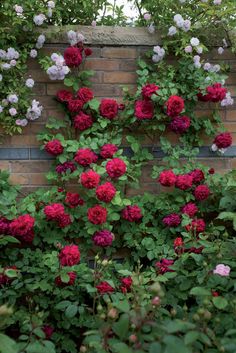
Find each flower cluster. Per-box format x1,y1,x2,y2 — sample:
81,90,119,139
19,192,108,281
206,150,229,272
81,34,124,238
47,53,70,80
44,203,72,228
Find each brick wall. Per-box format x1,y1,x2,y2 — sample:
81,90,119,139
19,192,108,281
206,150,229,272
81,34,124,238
0,26,235,194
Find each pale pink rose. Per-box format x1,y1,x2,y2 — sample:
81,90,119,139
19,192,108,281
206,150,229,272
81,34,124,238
144,13,151,20
16,119,28,126
213,264,231,276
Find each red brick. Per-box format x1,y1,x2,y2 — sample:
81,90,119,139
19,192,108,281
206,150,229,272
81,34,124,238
9,174,29,185
29,173,49,185
104,72,137,84
226,73,236,85
0,161,9,171
84,59,120,71
10,161,51,173
226,110,236,121
102,48,137,59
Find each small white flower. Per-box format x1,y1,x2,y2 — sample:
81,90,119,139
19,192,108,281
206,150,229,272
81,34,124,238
185,45,192,53
33,14,46,26
47,1,55,8
14,5,23,14
0,105,3,113
182,19,191,32
6,47,19,60
10,60,17,67
67,30,77,45
212,64,221,72
47,8,53,18
26,100,43,120
37,34,46,44
0,50,6,59
9,108,17,116
221,92,234,107
77,32,85,43
218,47,224,55
30,49,38,58
51,53,59,62
174,14,184,28
179,0,186,3
152,54,160,63
196,46,203,54
211,144,218,152
147,23,155,33
1,63,11,70
91,20,96,27
168,26,177,36
7,94,18,103
213,0,222,4
144,13,151,20
204,62,212,71
190,37,200,47
16,119,28,127
25,78,35,88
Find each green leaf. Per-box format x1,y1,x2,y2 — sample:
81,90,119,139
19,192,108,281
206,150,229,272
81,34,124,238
61,273,70,283
65,304,78,318
88,98,100,111
0,333,17,353
166,320,195,333
55,300,71,310
4,269,18,278
112,313,129,339
190,287,211,296
111,342,132,353
184,331,199,345
149,342,162,353
113,299,130,313
212,297,228,310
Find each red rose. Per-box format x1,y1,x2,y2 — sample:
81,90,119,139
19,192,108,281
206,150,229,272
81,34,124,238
56,90,73,103
84,48,93,57
118,103,125,110
185,219,205,234
81,170,100,189
134,100,154,120
122,205,142,222
213,132,232,149
64,46,82,68
165,95,184,117
198,83,227,102
77,87,94,103
87,205,107,224
155,259,174,274
142,83,159,99
169,116,191,134
65,192,84,208
56,161,76,174
162,213,181,227
174,237,184,248
42,326,54,340
100,144,118,159
74,148,98,167
120,276,132,293
74,112,93,131
68,99,83,113
59,245,81,266
96,281,115,294
99,99,119,119
9,215,35,243
190,169,205,184
158,170,176,187
55,272,76,287
175,174,193,190
0,217,11,235
193,185,210,201
96,182,116,203
92,230,114,247
181,202,198,218
208,168,215,175
45,139,64,156
106,158,127,178
44,203,65,221
212,291,219,297
57,213,72,228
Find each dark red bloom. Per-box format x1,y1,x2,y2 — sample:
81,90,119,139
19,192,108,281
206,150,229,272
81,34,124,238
213,132,232,149
57,213,72,228
59,245,81,266
87,205,107,224
181,202,198,218
74,148,98,167
158,170,176,187
92,230,114,247
64,46,83,68
65,192,84,208
208,168,215,175
185,246,204,254
9,215,35,243
96,182,116,203
106,158,127,178
134,100,154,120
55,272,76,287
96,281,115,294
118,104,125,110
142,83,159,99
198,83,227,102
175,174,193,190
169,116,191,134
165,95,184,117
56,161,76,174
77,87,94,103
99,99,119,119
122,205,142,222
190,169,205,184
74,112,93,131
56,90,73,103
120,276,133,293
174,237,184,248
84,48,93,56
100,144,118,159
44,203,65,221
43,326,54,340
68,99,83,113
163,213,181,227
155,259,174,274
0,217,11,235
81,170,100,189
194,185,210,201
45,139,64,156
212,291,219,297
185,219,206,234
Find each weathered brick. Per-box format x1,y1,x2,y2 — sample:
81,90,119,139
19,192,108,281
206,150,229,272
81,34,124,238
119,60,137,71
104,72,137,84
0,161,9,171
92,84,122,97
9,174,29,185
47,83,71,95
29,173,49,185
32,83,46,95
10,161,51,173
102,47,137,59
226,73,236,85
84,59,120,71
226,110,236,121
